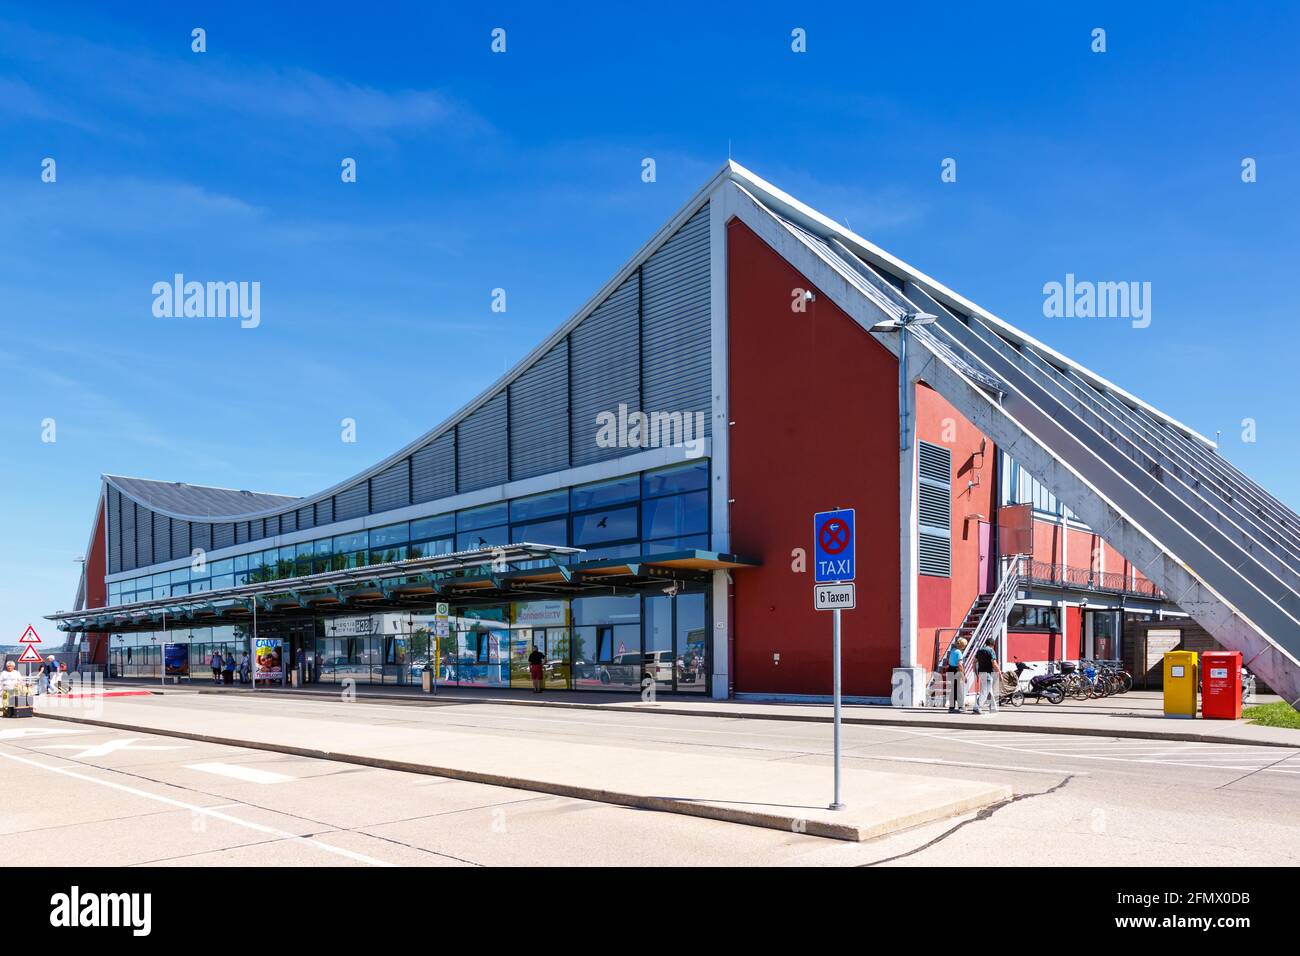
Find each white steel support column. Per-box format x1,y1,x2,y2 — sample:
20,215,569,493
893,351,924,705
708,194,732,699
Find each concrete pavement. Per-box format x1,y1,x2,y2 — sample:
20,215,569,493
34,694,1009,841
9,694,1300,866
98,679,1298,747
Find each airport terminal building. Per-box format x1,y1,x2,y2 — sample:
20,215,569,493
49,163,1300,703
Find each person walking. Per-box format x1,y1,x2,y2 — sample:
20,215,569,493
527,643,546,694
211,650,223,685
973,641,1000,715
946,637,968,713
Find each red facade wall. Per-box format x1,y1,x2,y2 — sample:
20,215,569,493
1007,631,1058,663
84,498,109,665
915,384,998,671
727,219,901,697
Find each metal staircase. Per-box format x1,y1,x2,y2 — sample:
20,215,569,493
925,559,1024,705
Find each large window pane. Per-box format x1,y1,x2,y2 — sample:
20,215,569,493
571,475,639,511
510,489,569,523
675,592,707,693
369,522,410,548
457,503,508,531
572,506,637,545
510,517,567,547
411,514,455,541
456,525,509,552
642,461,708,498
333,531,368,554
641,491,708,540
644,594,673,691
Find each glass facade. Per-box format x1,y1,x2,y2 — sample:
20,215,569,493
106,586,710,694
102,461,714,694
106,460,711,606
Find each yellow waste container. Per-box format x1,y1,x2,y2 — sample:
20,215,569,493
1163,650,1198,718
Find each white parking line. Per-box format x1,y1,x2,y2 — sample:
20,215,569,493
185,762,294,785
866,755,1088,776
0,750,393,866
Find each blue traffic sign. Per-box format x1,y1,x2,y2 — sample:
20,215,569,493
814,509,855,583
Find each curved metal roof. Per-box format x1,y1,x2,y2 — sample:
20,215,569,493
104,474,300,519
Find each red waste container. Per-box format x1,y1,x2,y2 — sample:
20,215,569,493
1201,650,1242,720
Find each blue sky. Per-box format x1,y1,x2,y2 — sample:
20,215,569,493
2,1,1298,645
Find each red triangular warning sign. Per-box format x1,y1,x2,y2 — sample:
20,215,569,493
17,645,43,663
18,625,41,644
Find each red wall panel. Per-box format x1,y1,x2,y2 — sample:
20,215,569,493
84,498,109,666
727,219,900,697
915,384,997,670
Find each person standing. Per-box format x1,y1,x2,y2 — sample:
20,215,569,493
973,641,1000,715
527,644,546,694
211,650,223,685
222,652,236,686
946,637,968,713
239,652,251,685
1,660,24,714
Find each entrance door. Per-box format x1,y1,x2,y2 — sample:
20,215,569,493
978,521,993,594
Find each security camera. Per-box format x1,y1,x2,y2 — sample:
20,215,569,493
662,581,681,597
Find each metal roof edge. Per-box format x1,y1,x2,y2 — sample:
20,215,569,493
108,163,736,524
722,161,1218,450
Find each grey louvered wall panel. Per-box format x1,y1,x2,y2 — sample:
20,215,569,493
136,506,151,568
107,488,121,574
235,521,248,545
570,272,641,466
457,392,508,492
642,204,711,433
191,522,212,554
213,522,234,550
315,498,333,526
412,433,455,503
371,460,411,514
335,483,368,521
297,506,314,531
121,494,136,572
281,511,296,534
510,339,569,480
171,518,189,561
153,513,170,564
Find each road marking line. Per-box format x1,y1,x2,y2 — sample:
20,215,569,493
0,727,87,741
32,738,186,759
185,762,294,785
867,755,1088,776
0,751,393,867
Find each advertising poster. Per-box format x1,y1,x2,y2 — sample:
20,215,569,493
255,637,283,682
163,643,189,677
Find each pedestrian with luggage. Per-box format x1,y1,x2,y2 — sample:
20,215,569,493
1,660,24,715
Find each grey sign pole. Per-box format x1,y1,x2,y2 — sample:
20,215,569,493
250,600,257,693
831,602,845,811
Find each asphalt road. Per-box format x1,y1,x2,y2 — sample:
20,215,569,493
5,693,1300,866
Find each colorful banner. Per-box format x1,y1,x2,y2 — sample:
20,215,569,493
163,643,189,677
255,637,283,682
